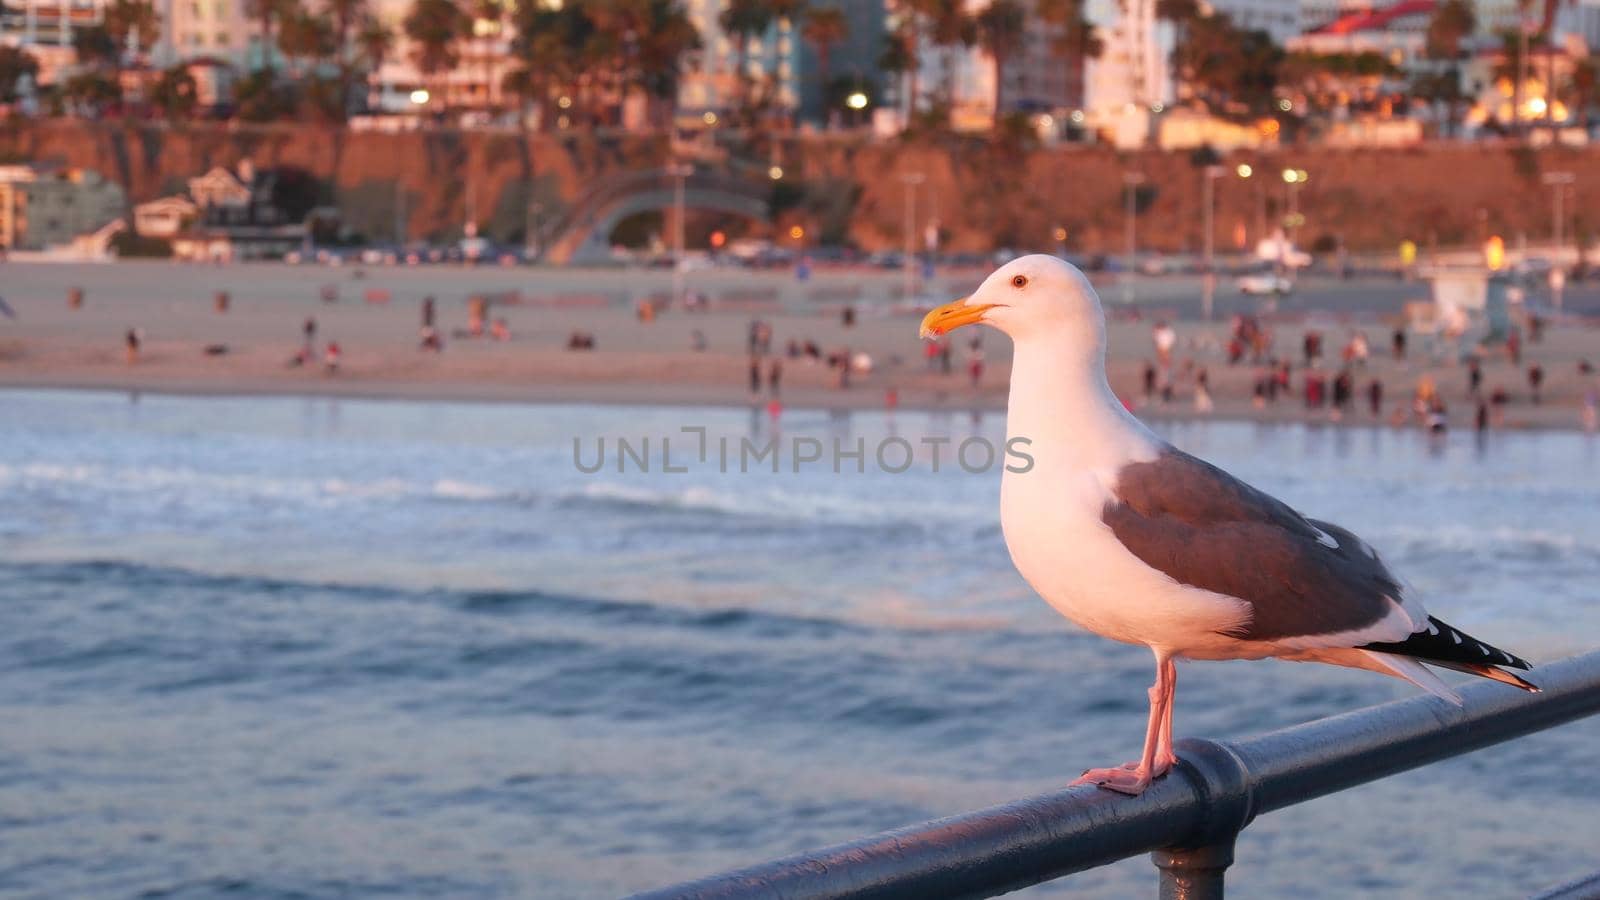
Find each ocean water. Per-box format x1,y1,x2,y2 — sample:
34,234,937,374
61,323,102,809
2,389,1598,899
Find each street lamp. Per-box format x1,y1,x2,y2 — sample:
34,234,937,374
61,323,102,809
409,88,430,105
901,172,926,300
1122,171,1146,304
1543,171,1576,309
845,91,868,110
1202,165,1225,321
666,161,693,303
1281,168,1308,250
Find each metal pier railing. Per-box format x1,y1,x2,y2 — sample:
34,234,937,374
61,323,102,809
632,648,1600,900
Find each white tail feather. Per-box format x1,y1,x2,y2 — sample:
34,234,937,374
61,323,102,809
1362,650,1463,706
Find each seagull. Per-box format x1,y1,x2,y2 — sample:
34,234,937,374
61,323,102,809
919,255,1537,796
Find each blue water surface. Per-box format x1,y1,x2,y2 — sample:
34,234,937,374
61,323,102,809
2,389,1598,899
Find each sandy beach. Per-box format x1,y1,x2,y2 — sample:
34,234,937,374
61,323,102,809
2,259,1597,430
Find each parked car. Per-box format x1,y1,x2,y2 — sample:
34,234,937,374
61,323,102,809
1237,273,1294,295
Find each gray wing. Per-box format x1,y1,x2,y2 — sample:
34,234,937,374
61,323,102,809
1102,447,1406,642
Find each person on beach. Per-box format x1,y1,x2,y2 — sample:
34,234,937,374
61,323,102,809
421,296,436,329
1343,331,1368,368
1468,357,1483,397
1528,364,1545,405
491,318,511,341
125,329,140,365
324,341,341,374
1507,327,1522,365
768,359,782,397
419,326,442,352
1367,379,1383,418
1332,368,1353,420
1302,330,1321,367
1151,320,1176,367
1194,367,1213,413
1392,327,1406,360
1142,361,1157,404
1490,386,1509,427
749,357,761,396
303,317,317,348
1583,389,1598,432
1304,369,1325,409
1476,400,1490,433
1426,396,1448,433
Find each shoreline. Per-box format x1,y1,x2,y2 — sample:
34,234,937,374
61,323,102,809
5,371,1596,435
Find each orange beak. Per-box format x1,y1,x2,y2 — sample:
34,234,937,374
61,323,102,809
919,297,996,339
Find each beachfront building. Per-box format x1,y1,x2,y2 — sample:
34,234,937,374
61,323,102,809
0,0,108,89
133,195,199,237
151,0,259,69
0,164,126,250
161,161,315,260
366,0,514,117
794,0,886,127
873,0,1075,134
1210,0,1305,44
1082,0,1173,147
677,0,803,125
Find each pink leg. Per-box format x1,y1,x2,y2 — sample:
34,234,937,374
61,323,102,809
1154,657,1178,773
1072,652,1176,795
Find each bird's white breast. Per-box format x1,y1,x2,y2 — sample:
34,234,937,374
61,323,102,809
999,456,1252,656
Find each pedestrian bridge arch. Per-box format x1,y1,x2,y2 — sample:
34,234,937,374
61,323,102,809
543,169,772,265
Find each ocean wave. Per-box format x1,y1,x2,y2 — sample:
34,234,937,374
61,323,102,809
0,462,525,508
1375,525,1600,561
558,480,985,532
0,462,981,531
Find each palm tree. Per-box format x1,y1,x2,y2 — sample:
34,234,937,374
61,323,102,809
150,63,198,120
462,0,502,113
248,0,290,73
404,0,469,109
277,2,335,78
102,0,159,105
323,0,369,117
355,13,392,111
975,0,1025,128
0,45,40,105
1571,55,1598,130
629,0,703,128
1424,0,1475,136
506,2,593,128
719,0,775,120
878,22,917,124
800,5,846,127
928,0,973,113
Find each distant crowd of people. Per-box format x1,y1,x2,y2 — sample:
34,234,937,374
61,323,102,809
1135,311,1598,434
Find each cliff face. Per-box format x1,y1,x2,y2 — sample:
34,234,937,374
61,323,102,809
5,121,1597,253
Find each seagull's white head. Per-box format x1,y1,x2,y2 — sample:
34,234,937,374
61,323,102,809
918,254,1105,349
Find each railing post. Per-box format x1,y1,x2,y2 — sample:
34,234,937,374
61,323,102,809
1152,839,1234,900
1149,738,1257,900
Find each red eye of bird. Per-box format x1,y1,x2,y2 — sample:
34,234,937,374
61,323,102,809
1012,275,1027,288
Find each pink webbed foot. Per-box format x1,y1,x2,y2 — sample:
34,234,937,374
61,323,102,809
1071,757,1176,796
